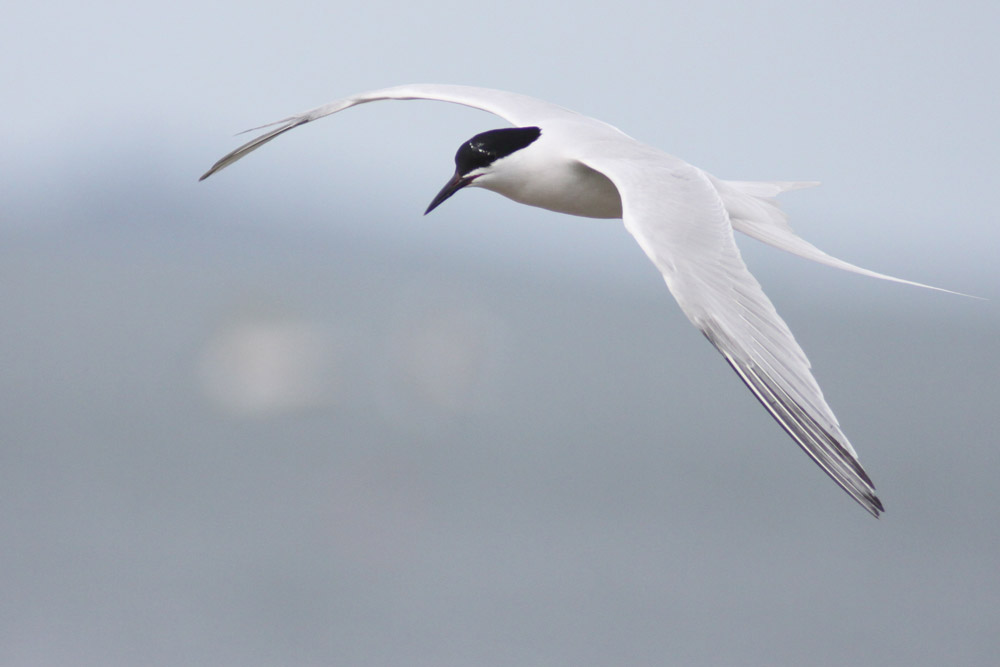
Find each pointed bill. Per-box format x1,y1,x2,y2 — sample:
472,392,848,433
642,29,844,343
425,172,476,215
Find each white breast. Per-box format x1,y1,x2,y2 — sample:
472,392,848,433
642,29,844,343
470,133,624,219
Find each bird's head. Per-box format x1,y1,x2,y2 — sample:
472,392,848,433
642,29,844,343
424,126,542,214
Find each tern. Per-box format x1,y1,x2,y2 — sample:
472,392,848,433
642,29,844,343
202,84,963,517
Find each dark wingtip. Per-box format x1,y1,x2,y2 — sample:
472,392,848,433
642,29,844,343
199,158,229,181
198,118,308,184
700,325,886,520
868,493,885,518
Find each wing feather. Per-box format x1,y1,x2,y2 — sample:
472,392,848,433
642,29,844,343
579,148,883,516
200,84,581,180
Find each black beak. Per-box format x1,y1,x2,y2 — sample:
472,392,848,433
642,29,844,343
424,172,475,215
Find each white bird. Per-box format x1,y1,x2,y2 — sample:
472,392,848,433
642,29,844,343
201,84,962,517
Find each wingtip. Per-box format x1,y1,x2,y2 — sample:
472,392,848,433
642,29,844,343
199,156,232,181
198,163,223,181
864,493,885,519
700,325,887,520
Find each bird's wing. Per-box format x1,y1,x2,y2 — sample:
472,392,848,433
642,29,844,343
200,84,593,180
577,144,884,516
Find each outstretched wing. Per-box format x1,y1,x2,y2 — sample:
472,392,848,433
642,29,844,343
578,144,884,516
200,84,588,180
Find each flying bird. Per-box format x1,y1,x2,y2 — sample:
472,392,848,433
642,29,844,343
201,84,962,517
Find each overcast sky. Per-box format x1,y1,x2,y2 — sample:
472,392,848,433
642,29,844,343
2,2,999,664
4,0,998,293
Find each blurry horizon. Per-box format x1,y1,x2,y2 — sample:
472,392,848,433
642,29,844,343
3,167,998,664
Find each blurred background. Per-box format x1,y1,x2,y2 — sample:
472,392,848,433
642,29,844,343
2,1,999,664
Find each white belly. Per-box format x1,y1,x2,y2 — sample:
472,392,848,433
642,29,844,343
477,158,624,219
